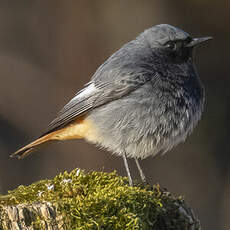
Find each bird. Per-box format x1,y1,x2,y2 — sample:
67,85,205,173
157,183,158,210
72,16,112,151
11,24,212,186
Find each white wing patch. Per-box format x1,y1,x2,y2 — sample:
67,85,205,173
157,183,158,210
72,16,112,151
71,83,97,101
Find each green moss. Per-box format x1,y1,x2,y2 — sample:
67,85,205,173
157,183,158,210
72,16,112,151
0,169,200,229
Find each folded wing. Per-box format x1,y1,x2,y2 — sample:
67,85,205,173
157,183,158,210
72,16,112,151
42,72,153,136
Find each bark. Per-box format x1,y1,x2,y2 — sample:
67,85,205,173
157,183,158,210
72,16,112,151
1,202,65,230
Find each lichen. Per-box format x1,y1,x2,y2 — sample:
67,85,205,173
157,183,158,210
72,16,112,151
0,169,200,229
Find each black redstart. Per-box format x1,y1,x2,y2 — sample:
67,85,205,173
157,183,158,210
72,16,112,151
12,24,212,186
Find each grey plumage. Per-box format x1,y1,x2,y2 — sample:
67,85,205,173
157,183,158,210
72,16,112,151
45,24,209,159
12,24,211,185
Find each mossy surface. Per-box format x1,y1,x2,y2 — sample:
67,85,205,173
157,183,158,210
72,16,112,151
0,169,200,230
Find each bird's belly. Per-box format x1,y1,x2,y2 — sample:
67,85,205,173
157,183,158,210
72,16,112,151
86,91,203,159
119,109,199,159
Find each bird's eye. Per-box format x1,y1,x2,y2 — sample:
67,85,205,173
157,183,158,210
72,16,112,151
165,41,177,50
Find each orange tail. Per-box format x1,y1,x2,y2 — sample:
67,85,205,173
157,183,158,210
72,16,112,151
11,118,93,159
11,133,56,159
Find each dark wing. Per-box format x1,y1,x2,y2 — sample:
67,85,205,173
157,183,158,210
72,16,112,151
42,72,154,136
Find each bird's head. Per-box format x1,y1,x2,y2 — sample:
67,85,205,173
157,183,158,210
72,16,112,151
141,24,212,63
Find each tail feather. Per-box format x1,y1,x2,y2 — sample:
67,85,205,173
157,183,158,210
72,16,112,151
11,118,87,159
11,133,55,159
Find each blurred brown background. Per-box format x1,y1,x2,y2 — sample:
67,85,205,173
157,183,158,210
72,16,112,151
0,1,229,229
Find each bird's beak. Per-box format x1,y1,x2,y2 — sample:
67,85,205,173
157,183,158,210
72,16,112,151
186,36,213,47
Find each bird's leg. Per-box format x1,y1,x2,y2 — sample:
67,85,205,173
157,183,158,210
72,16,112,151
122,152,133,186
135,158,147,183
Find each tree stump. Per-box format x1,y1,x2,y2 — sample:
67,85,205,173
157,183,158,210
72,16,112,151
0,169,201,229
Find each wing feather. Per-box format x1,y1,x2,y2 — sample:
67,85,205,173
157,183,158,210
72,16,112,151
42,72,155,136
